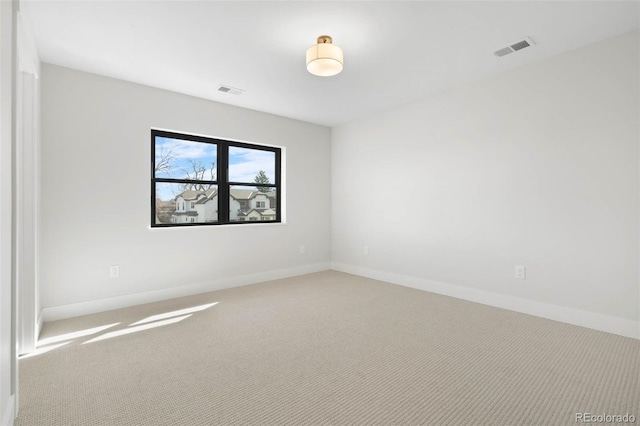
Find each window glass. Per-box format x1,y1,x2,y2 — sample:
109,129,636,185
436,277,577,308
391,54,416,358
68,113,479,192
229,186,278,223
154,182,218,225
228,147,276,185
154,137,217,181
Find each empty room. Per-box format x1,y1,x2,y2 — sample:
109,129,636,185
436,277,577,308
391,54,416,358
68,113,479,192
1,1,639,425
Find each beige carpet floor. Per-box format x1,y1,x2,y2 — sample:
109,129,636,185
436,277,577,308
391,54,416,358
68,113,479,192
15,271,640,425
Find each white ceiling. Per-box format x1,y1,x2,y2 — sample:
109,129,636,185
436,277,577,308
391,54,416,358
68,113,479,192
23,1,640,127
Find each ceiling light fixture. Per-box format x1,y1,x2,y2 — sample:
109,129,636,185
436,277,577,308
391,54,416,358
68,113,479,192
306,35,343,77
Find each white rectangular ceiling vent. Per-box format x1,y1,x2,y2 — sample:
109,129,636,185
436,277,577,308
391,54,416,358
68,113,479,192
494,37,535,57
217,85,244,95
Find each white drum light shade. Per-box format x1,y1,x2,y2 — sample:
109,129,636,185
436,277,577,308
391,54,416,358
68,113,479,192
306,35,343,77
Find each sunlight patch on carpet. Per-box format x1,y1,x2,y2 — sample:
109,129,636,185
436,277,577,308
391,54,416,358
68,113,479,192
130,302,218,326
83,314,192,344
20,342,71,359
37,323,121,347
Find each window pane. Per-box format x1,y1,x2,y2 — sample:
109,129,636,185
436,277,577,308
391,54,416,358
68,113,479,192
228,147,275,184
230,186,277,222
154,137,217,181
155,182,218,225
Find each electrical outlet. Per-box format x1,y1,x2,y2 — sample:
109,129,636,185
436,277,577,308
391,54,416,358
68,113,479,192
110,265,120,279
514,265,526,280
299,245,306,255
364,246,369,256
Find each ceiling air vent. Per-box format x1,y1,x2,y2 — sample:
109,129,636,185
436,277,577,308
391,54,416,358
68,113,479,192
494,37,535,57
217,85,245,95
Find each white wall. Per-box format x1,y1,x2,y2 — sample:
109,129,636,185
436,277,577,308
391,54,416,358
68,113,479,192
332,30,640,338
0,0,17,423
40,64,331,319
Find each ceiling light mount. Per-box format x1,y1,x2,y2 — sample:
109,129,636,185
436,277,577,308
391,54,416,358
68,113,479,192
306,35,343,77
317,35,333,44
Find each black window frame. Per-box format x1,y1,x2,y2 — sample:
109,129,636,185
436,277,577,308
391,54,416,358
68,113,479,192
151,129,281,227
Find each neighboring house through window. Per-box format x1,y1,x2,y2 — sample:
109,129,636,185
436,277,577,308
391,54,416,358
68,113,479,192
152,129,282,227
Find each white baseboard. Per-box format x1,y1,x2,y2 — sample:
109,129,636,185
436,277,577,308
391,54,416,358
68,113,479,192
1,394,15,426
331,262,640,340
42,262,331,322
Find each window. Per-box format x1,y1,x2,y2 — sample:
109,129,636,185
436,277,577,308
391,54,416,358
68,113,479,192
152,129,281,227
